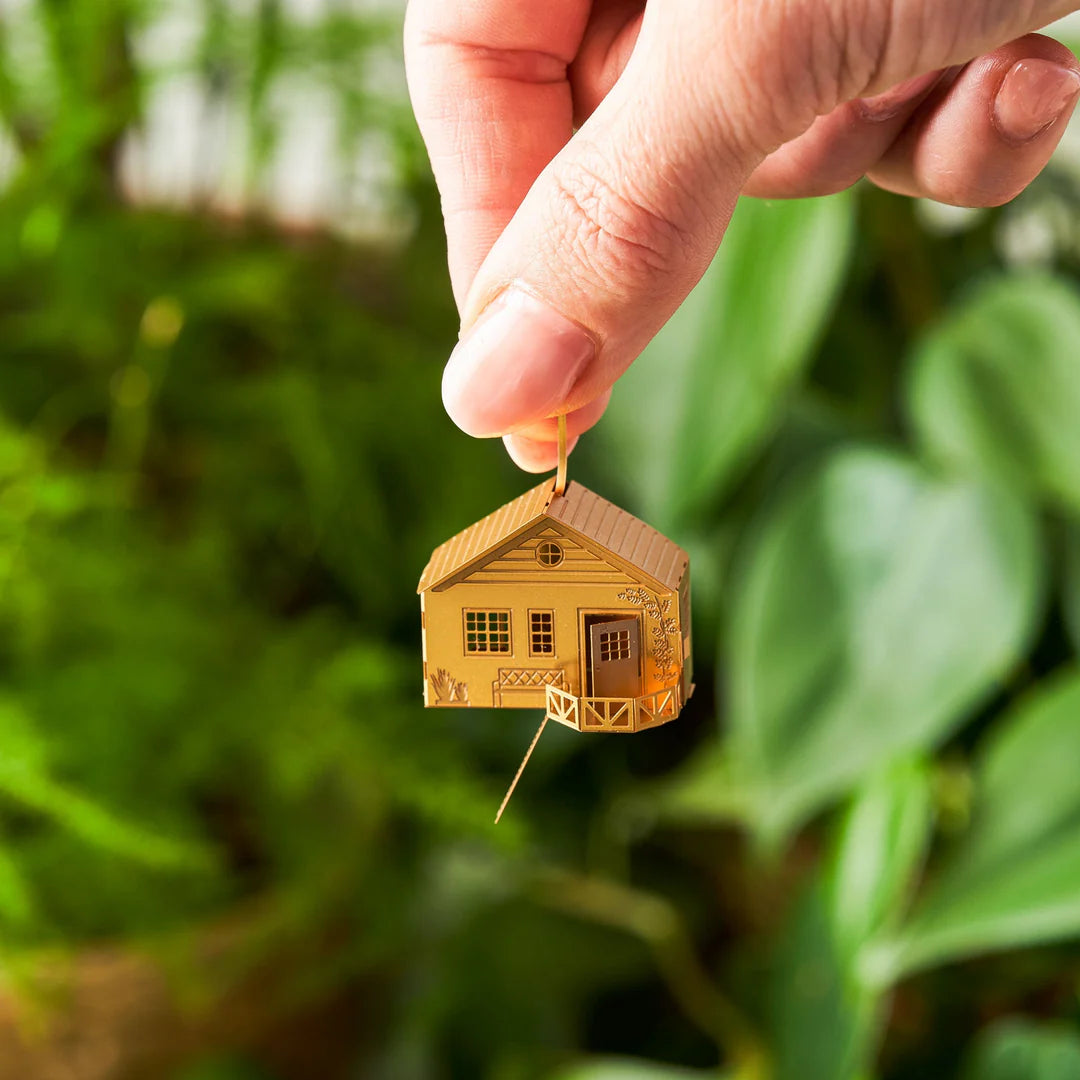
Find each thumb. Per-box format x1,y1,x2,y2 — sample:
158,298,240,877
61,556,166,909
440,3,765,440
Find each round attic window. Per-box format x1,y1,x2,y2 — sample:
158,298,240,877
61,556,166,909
536,541,564,568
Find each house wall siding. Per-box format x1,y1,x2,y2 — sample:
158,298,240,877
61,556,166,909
422,581,633,708
422,584,685,711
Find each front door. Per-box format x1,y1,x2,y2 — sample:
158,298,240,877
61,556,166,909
589,617,641,699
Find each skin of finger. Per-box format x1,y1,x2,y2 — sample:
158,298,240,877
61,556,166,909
838,1,1080,101
564,10,940,203
568,0,644,125
501,392,612,472
403,0,591,307
509,391,613,443
868,34,1080,206
504,433,580,472
740,74,950,199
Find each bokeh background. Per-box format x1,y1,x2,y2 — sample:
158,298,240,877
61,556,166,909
2,1,1080,1078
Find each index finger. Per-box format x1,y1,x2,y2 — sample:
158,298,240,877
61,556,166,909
403,0,592,309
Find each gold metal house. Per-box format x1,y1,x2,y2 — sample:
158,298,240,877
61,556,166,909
417,477,693,734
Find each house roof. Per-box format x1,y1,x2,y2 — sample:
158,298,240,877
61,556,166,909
417,478,688,593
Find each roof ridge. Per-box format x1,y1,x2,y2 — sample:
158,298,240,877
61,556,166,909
417,477,688,593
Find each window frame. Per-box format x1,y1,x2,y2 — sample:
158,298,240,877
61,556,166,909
528,609,556,658
598,627,632,663
535,540,564,568
462,609,512,655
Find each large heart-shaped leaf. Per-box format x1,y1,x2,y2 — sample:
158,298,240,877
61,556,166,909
907,275,1080,514
962,1019,1080,1080
599,194,854,529
867,669,1080,981
723,449,1041,844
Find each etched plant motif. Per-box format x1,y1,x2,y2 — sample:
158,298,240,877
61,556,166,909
617,587,679,684
430,668,469,704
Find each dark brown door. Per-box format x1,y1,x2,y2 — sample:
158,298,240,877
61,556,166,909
589,617,641,699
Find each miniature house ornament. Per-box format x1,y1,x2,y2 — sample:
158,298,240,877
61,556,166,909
417,416,693,820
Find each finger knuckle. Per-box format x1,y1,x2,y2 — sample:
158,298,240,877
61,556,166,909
546,155,690,288
818,1,899,100
718,3,894,139
844,0,1045,95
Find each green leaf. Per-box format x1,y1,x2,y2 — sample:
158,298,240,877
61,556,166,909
870,669,1080,981
769,882,881,1080
827,759,933,969
907,274,1080,514
1065,527,1080,655
174,1057,279,1080
724,448,1041,844
963,1018,1080,1080
600,193,854,529
767,766,932,1080
0,698,211,872
0,841,34,931
0,772,213,870
653,741,753,827
549,1061,714,1080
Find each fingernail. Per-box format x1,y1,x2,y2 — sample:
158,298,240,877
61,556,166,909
442,288,596,437
857,70,944,121
993,59,1080,145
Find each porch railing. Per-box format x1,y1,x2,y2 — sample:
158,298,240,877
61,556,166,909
544,683,682,733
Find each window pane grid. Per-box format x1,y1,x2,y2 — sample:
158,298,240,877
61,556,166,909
599,629,631,662
529,610,555,656
464,610,511,654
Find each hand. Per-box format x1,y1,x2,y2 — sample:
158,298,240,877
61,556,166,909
405,0,1080,471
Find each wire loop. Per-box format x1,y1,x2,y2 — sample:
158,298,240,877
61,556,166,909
554,414,568,496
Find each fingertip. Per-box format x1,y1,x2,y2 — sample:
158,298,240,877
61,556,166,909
503,433,579,473
501,389,609,471
867,36,1080,208
441,288,597,438
992,57,1080,147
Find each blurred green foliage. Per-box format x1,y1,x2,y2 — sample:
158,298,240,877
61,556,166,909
1,2,1080,1079
962,1020,1080,1080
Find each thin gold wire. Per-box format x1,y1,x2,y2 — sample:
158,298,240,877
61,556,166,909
494,412,566,821
554,413,568,496
495,714,549,824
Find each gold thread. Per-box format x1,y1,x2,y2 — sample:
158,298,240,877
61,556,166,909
555,414,568,496
495,714,549,824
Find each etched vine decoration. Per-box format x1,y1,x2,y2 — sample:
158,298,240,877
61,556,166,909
617,587,679,684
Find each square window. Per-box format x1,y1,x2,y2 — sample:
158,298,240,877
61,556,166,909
599,629,631,662
463,610,511,654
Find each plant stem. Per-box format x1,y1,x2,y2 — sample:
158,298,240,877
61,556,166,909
531,867,768,1078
